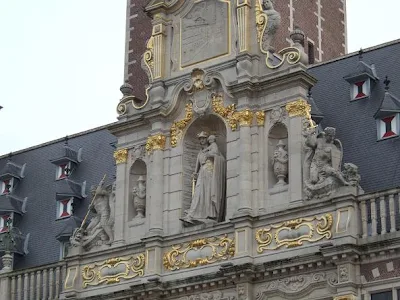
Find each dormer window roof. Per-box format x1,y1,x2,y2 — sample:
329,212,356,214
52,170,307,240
0,195,27,215
0,159,26,182
55,178,87,201
374,76,400,119
50,137,83,174
55,216,82,242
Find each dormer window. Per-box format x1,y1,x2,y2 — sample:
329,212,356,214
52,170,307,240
56,162,71,180
0,214,11,233
352,80,370,100
1,178,14,195
377,114,399,140
57,198,73,219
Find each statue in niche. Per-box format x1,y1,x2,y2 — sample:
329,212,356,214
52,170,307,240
262,0,281,51
132,176,146,218
182,132,226,224
303,127,360,200
272,140,288,187
70,179,114,250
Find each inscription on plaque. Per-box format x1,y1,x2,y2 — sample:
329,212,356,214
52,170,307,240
180,0,230,68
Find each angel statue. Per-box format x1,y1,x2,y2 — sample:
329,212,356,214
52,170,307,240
261,0,281,51
303,127,359,200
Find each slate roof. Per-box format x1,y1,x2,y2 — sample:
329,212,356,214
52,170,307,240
0,125,116,270
309,39,400,193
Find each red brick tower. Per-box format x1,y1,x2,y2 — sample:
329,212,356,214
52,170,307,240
124,0,347,99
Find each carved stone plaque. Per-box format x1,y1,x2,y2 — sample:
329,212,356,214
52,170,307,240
180,0,230,68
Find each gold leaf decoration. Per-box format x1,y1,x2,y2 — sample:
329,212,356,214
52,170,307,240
163,235,235,271
113,149,128,164
170,103,193,147
265,47,301,69
236,109,254,127
255,111,265,126
146,134,166,154
211,94,239,130
82,253,145,288
285,99,316,129
255,213,333,253
143,36,154,82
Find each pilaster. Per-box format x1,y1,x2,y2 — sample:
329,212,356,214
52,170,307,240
0,275,10,300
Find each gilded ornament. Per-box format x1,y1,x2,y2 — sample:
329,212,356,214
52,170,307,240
163,234,235,271
285,99,316,129
255,111,265,126
255,0,267,45
255,213,333,253
212,94,239,130
237,109,254,127
265,47,301,69
170,103,193,147
117,88,150,115
146,134,166,154
113,149,128,164
334,296,356,300
82,253,145,288
143,37,154,82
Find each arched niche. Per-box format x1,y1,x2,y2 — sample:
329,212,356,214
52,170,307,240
268,123,289,190
182,114,227,222
129,159,147,220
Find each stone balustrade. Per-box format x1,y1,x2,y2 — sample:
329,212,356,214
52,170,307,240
359,188,400,238
0,261,66,300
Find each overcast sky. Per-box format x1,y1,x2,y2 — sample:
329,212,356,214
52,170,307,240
0,0,399,155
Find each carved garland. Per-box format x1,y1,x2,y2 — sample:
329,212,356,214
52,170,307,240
146,134,166,154
255,213,333,253
113,149,128,164
170,103,193,148
163,235,235,271
82,253,145,288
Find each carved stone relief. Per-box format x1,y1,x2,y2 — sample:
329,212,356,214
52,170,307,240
269,107,288,125
130,145,146,162
260,0,281,52
256,271,338,300
180,0,230,68
176,290,236,300
339,265,349,283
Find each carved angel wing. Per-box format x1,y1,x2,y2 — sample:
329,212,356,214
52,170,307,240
332,139,343,172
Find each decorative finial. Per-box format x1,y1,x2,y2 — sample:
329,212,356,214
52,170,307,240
120,79,134,97
64,135,69,145
307,87,313,99
358,48,363,60
384,76,391,91
290,26,305,46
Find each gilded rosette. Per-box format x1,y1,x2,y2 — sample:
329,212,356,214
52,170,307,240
163,235,235,271
256,213,333,253
113,149,128,164
170,103,193,147
146,134,166,154
82,253,145,288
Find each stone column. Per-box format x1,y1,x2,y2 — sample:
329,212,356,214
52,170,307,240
235,110,254,215
0,275,10,300
146,133,166,236
113,148,129,246
256,111,266,213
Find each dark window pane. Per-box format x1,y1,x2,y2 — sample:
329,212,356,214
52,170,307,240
371,291,392,300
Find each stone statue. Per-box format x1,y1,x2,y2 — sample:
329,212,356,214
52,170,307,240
303,127,360,200
133,176,146,218
342,163,361,186
70,178,114,250
272,140,288,186
182,132,226,224
262,0,281,51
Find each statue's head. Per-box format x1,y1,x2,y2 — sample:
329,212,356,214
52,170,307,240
262,0,274,10
208,135,216,143
197,131,209,146
137,176,146,188
324,127,336,142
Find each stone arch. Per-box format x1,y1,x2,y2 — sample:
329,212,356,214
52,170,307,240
129,159,147,220
182,114,227,220
268,122,289,189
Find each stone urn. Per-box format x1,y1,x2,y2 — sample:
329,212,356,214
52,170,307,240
1,252,13,272
133,176,146,218
272,140,288,186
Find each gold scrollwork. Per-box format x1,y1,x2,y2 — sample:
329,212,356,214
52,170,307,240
113,149,128,164
146,134,166,154
285,99,316,129
163,235,235,271
255,213,333,253
265,47,301,69
212,93,239,130
144,36,154,81
255,0,267,47
334,296,356,300
117,87,150,115
255,111,265,126
170,103,193,147
82,253,145,288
